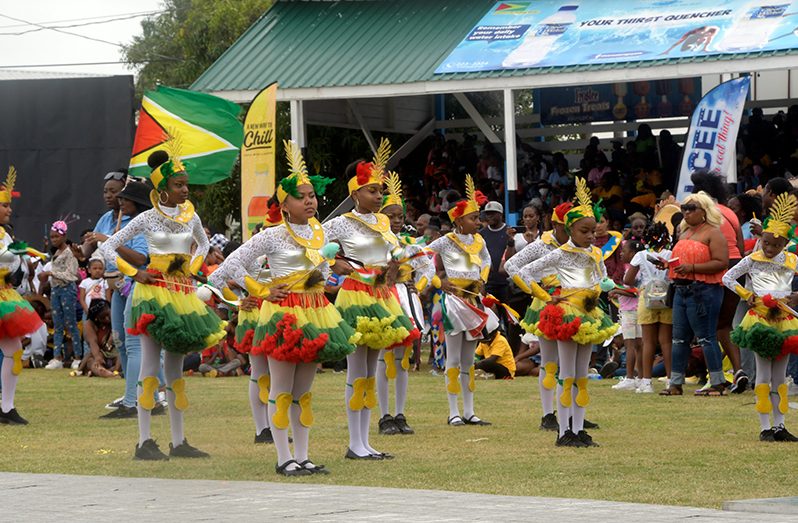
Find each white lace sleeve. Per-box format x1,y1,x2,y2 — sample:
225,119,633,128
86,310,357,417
211,228,279,288
516,248,563,284
322,216,349,243
722,255,752,293
504,239,550,277
99,212,149,265
405,243,435,286
480,242,491,272
191,214,210,261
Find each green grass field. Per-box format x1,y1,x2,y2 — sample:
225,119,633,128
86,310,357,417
2,367,796,508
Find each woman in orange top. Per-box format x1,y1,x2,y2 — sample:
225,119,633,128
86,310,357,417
659,192,729,396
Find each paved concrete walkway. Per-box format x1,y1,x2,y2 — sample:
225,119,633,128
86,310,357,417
1,472,797,522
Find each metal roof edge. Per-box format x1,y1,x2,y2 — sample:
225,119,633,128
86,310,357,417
209,53,798,103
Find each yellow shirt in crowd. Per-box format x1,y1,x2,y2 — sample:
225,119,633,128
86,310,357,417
476,333,516,377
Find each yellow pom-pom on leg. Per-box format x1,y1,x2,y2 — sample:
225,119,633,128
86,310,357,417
542,361,558,390
364,376,377,409
11,349,23,376
777,383,789,414
384,351,397,379
755,383,772,414
298,392,314,427
170,378,189,411
257,374,270,405
401,346,412,371
575,377,590,407
271,392,292,430
560,377,574,407
138,376,159,411
446,367,461,394
348,378,366,411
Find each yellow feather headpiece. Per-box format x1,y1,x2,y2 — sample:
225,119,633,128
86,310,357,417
448,174,484,221
0,166,18,204
149,129,187,191
380,171,404,212
277,140,311,203
348,137,390,194
763,192,797,239
565,177,600,228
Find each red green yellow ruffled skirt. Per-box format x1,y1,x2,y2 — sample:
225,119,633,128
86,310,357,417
252,288,359,363
0,285,44,338
234,299,261,353
127,269,227,354
520,288,617,345
732,300,798,360
335,270,419,351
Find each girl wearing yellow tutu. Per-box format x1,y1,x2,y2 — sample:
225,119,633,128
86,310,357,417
101,139,225,460
209,199,283,445
504,202,572,432
515,178,618,447
426,174,495,427
376,172,434,436
323,138,419,460
217,142,358,475
722,193,798,442
0,167,45,425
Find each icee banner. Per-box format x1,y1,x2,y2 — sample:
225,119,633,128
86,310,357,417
435,1,798,73
675,76,751,201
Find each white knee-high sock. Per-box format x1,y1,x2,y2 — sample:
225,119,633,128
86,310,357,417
557,341,577,437
137,336,162,445
249,354,269,433
268,358,295,467
345,346,369,455
0,338,21,413
395,353,409,415
460,338,478,419
772,356,789,428
538,337,558,416
445,332,463,419
289,362,316,464
755,354,773,430
376,349,390,417
571,344,592,433
360,348,380,454
163,351,185,447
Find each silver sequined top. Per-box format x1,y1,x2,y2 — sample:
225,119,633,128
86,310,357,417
426,233,491,281
504,232,561,278
100,205,208,266
722,251,796,299
516,240,607,289
209,222,328,289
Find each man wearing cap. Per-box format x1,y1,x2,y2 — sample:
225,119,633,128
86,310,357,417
480,201,510,303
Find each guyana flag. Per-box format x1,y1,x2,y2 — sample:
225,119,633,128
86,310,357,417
129,85,243,185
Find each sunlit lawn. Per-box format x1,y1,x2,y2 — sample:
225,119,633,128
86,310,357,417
2,366,797,508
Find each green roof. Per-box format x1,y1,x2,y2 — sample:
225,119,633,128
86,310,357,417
192,0,798,93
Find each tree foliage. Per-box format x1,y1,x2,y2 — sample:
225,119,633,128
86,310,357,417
122,0,272,233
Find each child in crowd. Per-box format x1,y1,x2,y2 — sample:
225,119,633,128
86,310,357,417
475,331,516,379
627,222,673,394
199,330,245,377
611,240,644,391
78,256,110,312
722,193,798,442
41,221,82,370
79,299,120,378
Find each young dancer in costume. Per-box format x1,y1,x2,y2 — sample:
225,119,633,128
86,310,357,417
722,193,798,442
515,178,618,447
377,172,434,435
215,141,357,475
101,140,226,460
426,174,494,427
323,138,419,460
504,202,572,431
0,167,45,425
209,201,283,445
